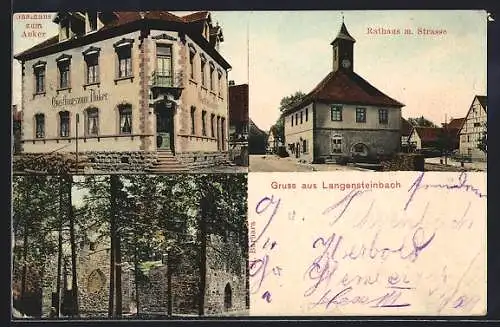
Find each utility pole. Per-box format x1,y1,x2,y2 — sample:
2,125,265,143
75,113,79,174
444,113,448,165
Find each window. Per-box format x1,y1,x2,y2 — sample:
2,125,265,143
33,63,46,94
200,58,206,87
217,71,223,96
156,45,172,86
331,105,342,121
88,12,97,31
356,107,366,123
191,106,196,134
300,111,303,124
474,122,481,127
378,108,388,124
211,113,215,137
305,108,309,122
467,135,470,142
302,139,307,153
221,117,225,150
295,113,298,125
59,111,70,137
85,53,99,84
119,105,132,134
117,47,132,78
189,51,195,79
35,113,45,138
331,135,342,153
57,60,71,89
209,64,215,90
85,108,99,136
291,115,294,126
202,110,207,136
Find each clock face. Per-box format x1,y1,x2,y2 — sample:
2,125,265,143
342,59,351,68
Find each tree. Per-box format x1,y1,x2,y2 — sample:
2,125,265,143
478,122,487,153
407,116,438,127
279,91,306,112
270,91,306,146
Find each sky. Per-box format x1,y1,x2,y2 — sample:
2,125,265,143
12,11,487,132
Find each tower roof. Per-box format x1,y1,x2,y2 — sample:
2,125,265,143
330,22,356,45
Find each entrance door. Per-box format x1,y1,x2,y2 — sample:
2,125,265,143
156,107,175,153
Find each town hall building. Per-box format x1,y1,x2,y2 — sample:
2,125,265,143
14,11,232,172
283,21,404,163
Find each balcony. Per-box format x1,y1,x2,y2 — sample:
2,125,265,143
150,71,184,102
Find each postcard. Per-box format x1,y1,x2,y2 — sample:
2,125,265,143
248,171,487,315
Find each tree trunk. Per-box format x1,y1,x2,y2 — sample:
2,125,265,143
115,225,122,317
67,176,79,317
108,176,116,318
56,178,64,317
197,195,208,316
134,248,140,316
166,253,172,317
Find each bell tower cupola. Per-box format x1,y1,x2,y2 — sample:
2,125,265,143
331,15,356,72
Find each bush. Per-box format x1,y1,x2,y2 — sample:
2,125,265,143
277,146,289,158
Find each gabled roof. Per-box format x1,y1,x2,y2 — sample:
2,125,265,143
284,70,404,114
446,117,466,130
401,118,413,136
14,11,231,69
413,127,443,142
458,95,487,133
476,95,487,110
229,84,249,125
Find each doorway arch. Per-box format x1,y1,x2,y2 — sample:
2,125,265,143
224,283,232,311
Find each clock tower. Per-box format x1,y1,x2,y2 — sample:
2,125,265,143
331,20,356,72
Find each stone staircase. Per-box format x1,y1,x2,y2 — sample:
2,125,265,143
147,150,190,173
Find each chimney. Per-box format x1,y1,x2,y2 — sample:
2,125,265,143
229,80,235,86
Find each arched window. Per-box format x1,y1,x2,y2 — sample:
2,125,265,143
59,111,70,137
118,104,132,134
224,283,232,311
85,107,99,136
35,113,45,138
352,143,369,156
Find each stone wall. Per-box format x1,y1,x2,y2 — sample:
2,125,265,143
137,233,248,316
205,234,248,315
380,153,425,171
85,151,158,173
315,129,400,161
178,151,229,169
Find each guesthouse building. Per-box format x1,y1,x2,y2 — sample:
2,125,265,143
14,11,232,172
458,95,487,161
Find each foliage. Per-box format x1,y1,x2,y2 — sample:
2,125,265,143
407,116,438,127
279,91,306,112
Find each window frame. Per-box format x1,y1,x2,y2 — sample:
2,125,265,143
34,113,45,138
331,105,343,121
356,107,367,123
378,108,388,124
202,110,207,136
190,106,196,135
33,61,46,94
59,111,70,138
118,104,133,135
113,38,135,80
85,107,99,137
55,54,72,90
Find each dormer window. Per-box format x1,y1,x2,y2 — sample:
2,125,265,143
56,54,72,90
87,12,98,32
60,18,70,41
